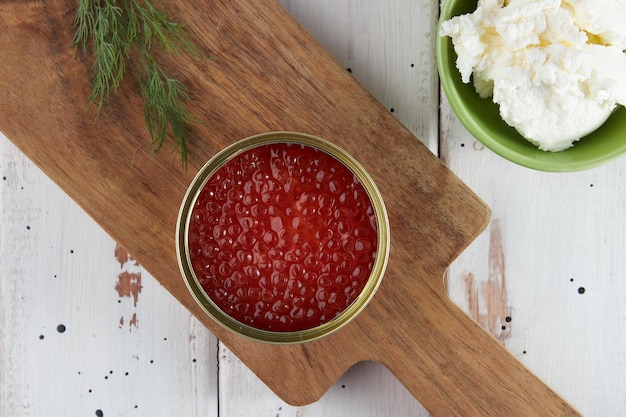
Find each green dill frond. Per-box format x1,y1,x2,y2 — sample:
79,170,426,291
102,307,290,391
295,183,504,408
140,51,194,169
72,0,203,168
71,0,94,53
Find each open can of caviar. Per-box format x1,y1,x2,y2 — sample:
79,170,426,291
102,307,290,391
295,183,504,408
176,132,389,344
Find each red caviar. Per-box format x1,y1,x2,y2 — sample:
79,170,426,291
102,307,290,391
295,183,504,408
188,142,378,332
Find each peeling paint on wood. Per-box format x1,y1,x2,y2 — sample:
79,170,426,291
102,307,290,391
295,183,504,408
114,244,142,306
129,312,138,329
115,271,142,307
115,244,143,330
114,244,133,268
465,219,512,342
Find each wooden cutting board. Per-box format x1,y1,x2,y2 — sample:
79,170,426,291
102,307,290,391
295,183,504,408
0,1,579,415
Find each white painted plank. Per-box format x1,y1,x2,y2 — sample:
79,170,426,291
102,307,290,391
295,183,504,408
218,1,438,416
218,344,429,417
0,134,219,417
441,91,626,416
279,0,440,153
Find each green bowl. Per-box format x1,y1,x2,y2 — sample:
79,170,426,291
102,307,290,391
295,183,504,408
436,0,626,172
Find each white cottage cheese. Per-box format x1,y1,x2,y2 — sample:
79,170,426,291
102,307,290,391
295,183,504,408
441,0,626,151
565,0,626,50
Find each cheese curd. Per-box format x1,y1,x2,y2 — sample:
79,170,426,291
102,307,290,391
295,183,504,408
441,0,626,151
565,0,626,50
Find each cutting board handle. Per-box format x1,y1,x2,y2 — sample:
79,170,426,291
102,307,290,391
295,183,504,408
364,278,581,416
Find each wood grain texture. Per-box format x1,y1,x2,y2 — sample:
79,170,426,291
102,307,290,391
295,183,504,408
0,0,579,415
441,94,626,416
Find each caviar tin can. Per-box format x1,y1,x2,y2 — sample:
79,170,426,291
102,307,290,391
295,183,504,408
176,131,390,344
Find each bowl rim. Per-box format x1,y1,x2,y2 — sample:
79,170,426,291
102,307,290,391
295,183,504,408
436,0,626,172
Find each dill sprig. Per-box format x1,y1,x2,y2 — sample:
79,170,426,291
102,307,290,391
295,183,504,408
71,0,202,168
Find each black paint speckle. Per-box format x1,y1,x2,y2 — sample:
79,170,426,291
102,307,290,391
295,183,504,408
192,358,197,363
390,108,395,113
523,350,527,354
70,249,74,254
578,287,586,294
39,335,44,340
346,68,352,73
570,278,574,282
26,225,31,230
95,410,104,417
57,324,66,333
341,384,346,389
2,176,6,181
410,63,415,68
460,143,465,147
505,316,512,323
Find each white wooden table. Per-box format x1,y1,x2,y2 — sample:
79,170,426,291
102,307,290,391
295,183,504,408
1,1,625,416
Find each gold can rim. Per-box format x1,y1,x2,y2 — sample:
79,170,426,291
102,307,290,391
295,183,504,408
176,131,390,344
